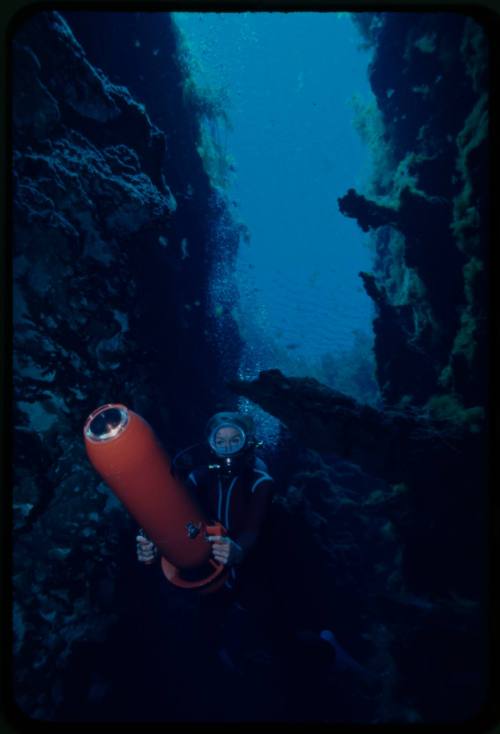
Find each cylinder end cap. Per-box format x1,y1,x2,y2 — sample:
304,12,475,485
84,405,129,442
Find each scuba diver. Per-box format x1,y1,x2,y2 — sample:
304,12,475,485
136,411,277,682
136,411,273,588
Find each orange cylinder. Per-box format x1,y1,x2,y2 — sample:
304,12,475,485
83,404,215,571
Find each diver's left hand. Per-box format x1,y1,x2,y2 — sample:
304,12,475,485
208,535,244,566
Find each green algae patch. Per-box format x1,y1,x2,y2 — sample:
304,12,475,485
463,256,483,306
174,20,234,191
451,92,488,255
425,393,484,433
414,33,437,54
452,308,478,365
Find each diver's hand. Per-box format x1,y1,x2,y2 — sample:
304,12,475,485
208,535,244,566
136,534,157,564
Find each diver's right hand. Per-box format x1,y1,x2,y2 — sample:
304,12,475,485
136,534,157,564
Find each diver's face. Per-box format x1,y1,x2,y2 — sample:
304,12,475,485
214,426,244,455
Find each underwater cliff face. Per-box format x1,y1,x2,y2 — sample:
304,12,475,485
11,10,241,718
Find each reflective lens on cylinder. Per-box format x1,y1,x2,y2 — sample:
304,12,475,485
85,406,128,442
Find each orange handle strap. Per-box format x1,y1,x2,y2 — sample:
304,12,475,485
205,522,227,570
205,522,227,538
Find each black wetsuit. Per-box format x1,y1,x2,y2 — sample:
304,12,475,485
185,455,274,593
185,455,276,651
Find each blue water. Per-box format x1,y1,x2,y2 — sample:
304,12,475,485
174,12,378,437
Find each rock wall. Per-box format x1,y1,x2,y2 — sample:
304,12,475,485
342,12,489,414
11,10,241,718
